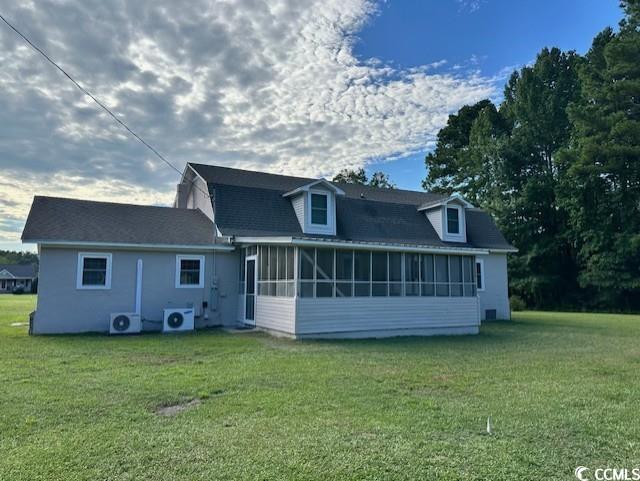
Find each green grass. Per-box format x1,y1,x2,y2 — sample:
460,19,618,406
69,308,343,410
1,295,639,480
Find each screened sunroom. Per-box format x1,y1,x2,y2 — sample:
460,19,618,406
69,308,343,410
238,244,482,337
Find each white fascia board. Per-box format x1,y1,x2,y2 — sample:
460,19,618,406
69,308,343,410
186,163,209,186
234,236,294,244
283,179,345,198
292,238,489,255
417,193,474,211
26,240,235,252
487,247,519,253
233,236,490,255
0,270,16,278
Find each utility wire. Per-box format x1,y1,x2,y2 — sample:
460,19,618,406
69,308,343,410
0,12,211,199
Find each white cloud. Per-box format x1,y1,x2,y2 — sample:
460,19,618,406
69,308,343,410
456,0,486,13
0,0,497,249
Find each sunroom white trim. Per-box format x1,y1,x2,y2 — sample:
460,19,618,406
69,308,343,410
233,236,489,255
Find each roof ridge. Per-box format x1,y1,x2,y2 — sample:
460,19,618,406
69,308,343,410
32,195,190,212
189,162,447,198
189,162,314,183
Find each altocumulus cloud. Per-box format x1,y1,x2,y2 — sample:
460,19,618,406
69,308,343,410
0,0,497,247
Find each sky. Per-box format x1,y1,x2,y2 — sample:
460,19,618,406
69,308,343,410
0,0,623,252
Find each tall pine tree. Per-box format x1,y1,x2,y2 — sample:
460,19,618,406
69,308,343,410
558,0,640,309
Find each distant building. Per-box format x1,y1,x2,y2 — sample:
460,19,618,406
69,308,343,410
0,264,37,293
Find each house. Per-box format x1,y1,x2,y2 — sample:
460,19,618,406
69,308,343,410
21,163,516,337
0,264,37,293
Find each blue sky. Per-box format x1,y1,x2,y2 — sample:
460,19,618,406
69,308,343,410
363,0,623,190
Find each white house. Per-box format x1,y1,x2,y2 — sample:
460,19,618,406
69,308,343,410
21,163,516,337
0,264,37,293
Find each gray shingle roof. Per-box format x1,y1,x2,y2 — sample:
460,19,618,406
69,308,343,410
22,196,217,246
190,163,445,205
0,264,37,278
190,163,515,251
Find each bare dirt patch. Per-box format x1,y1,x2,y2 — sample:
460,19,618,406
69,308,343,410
155,398,201,417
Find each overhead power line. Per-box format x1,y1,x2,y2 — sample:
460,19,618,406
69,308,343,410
0,12,210,199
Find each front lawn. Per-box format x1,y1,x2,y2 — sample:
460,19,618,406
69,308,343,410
1,295,638,480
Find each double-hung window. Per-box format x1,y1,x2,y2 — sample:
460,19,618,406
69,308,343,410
476,259,485,291
310,193,328,225
176,255,205,288
77,253,112,289
446,207,460,234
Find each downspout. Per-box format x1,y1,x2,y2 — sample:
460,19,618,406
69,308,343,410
135,259,143,315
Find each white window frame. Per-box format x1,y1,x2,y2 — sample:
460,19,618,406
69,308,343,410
76,252,112,290
445,204,462,236
476,258,485,292
175,254,205,288
309,191,329,226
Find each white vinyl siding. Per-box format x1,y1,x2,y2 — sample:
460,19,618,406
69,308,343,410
477,253,511,320
296,296,480,336
255,296,296,334
291,193,305,227
425,208,442,238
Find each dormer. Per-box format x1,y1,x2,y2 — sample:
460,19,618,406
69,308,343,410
418,193,474,243
283,179,345,236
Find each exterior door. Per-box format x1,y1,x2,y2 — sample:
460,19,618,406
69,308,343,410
244,256,257,325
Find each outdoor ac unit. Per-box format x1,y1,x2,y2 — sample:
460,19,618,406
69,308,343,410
163,308,195,332
109,312,142,335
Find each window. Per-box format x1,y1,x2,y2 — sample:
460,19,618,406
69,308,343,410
421,254,434,296
371,251,388,296
258,246,295,297
389,252,403,296
463,256,476,297
449,256,463,297
239,248,246,294
476,258,484,291
310,193,328,225
316,248,334,297
435,255,449,296
405,253,420,296
295,249,478,299
336,250,353,297
299,247,315,298
446,206,460,234
176,255,204,288
354,250,371,296
77,253,112,289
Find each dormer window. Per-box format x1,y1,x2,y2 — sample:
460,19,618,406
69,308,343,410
311,193,328,225
446,206,460,234
283,179,345,236
418,193,473,243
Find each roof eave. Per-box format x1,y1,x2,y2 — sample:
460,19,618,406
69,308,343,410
23,239,235,252
233,235,490,255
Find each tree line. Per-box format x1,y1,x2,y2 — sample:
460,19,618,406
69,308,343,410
0,250,38,266
424,0,640,310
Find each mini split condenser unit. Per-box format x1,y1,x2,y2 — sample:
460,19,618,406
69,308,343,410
109,312,142,335
163,308,195,332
